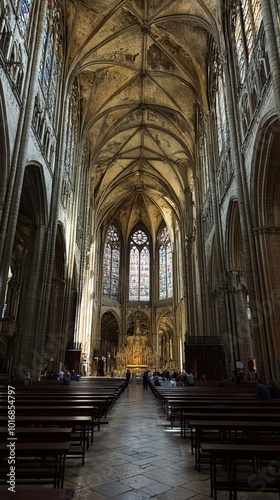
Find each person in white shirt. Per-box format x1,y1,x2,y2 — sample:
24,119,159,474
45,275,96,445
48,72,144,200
187,372,194,385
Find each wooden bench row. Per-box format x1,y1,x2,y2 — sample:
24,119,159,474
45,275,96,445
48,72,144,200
0,377,128,488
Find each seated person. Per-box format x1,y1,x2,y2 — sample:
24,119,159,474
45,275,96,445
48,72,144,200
154,376,161,386
63,371,71,385
23,372,32,386
269,380,280,399
176,376,184,387
256,379,271,400
219,376,230,387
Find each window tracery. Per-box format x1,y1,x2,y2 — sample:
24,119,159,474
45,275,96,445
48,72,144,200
129,228,150,301
39,0,62,122
18,0,32,38
65,80,78,180
103,224,120,299
159,226,173,300
213,52,229,158
232,0,262,84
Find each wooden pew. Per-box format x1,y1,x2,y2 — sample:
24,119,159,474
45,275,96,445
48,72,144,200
0,442,70,488
189,419,280,471
200,442,280,499
0,415,92,466
0,489,75,500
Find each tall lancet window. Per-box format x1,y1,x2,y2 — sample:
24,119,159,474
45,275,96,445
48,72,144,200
65,80,78,180
103,224,120,299
129,229,150,301
213,49,229,157
232,0,262,84
18,0,33,38
159,226,173,300
38,0,62,122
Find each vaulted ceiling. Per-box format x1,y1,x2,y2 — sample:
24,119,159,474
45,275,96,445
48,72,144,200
66,0,220,240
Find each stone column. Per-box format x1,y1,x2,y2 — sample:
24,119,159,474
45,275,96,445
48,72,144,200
46,278,67,370
13,224,50,380
0,2,47,309
261,0,280,121
221,48,267,382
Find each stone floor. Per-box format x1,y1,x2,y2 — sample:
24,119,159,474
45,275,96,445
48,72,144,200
62,380,279,500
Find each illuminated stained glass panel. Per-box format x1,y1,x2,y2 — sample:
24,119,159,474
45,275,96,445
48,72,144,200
66,83,78,179
216,74,227,156
201,137,209,197
129,229,150,301
19,0,32,37
242,1,253,62
103,243,112,297
103,225,120,299
38,1,61,121
159,227,173,300
234,4,246,83
129,246,140,300
139,246,150,301
166,241,173,298
234,1,262,84
252,0,262,33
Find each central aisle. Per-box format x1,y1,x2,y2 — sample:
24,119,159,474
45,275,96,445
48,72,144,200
66,381,212,499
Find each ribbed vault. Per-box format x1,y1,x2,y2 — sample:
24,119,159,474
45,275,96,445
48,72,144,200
65,0,218,230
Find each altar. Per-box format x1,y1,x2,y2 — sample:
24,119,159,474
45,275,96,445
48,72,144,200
126,364,147,378
115,314,159,376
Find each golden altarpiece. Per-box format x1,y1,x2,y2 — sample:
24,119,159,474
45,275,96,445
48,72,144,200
115,313,159,377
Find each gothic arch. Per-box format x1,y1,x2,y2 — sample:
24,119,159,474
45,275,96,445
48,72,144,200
100,311,120,374
0,80,10,207
225,199,245,273
2,163,49,375
251,115,280,227
250,115,280,381
157,310,174,369
224,199,253,374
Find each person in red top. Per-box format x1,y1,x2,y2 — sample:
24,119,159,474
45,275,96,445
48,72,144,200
176,376,184,387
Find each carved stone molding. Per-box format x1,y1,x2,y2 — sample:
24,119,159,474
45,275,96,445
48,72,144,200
0,319,17,338
253,226,280,235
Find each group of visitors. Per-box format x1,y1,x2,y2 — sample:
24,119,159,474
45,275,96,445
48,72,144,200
58,369,82,385
141,369,197,388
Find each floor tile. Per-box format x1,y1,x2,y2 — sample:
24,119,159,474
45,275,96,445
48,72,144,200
66,380,278,500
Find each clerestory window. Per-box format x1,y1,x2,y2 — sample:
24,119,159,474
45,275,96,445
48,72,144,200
232,0,262,84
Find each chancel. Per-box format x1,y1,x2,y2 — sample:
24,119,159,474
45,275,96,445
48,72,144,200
116,312,158,377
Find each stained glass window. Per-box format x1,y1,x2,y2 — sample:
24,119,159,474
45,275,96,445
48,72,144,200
103,225,120,299
19,0,32,38
214,51,228,157
129,229,150,301
200,136,209,198
159,227,173,300
234,4,246,83
38,0,62,121
233,1,262,84
65,81,78,179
